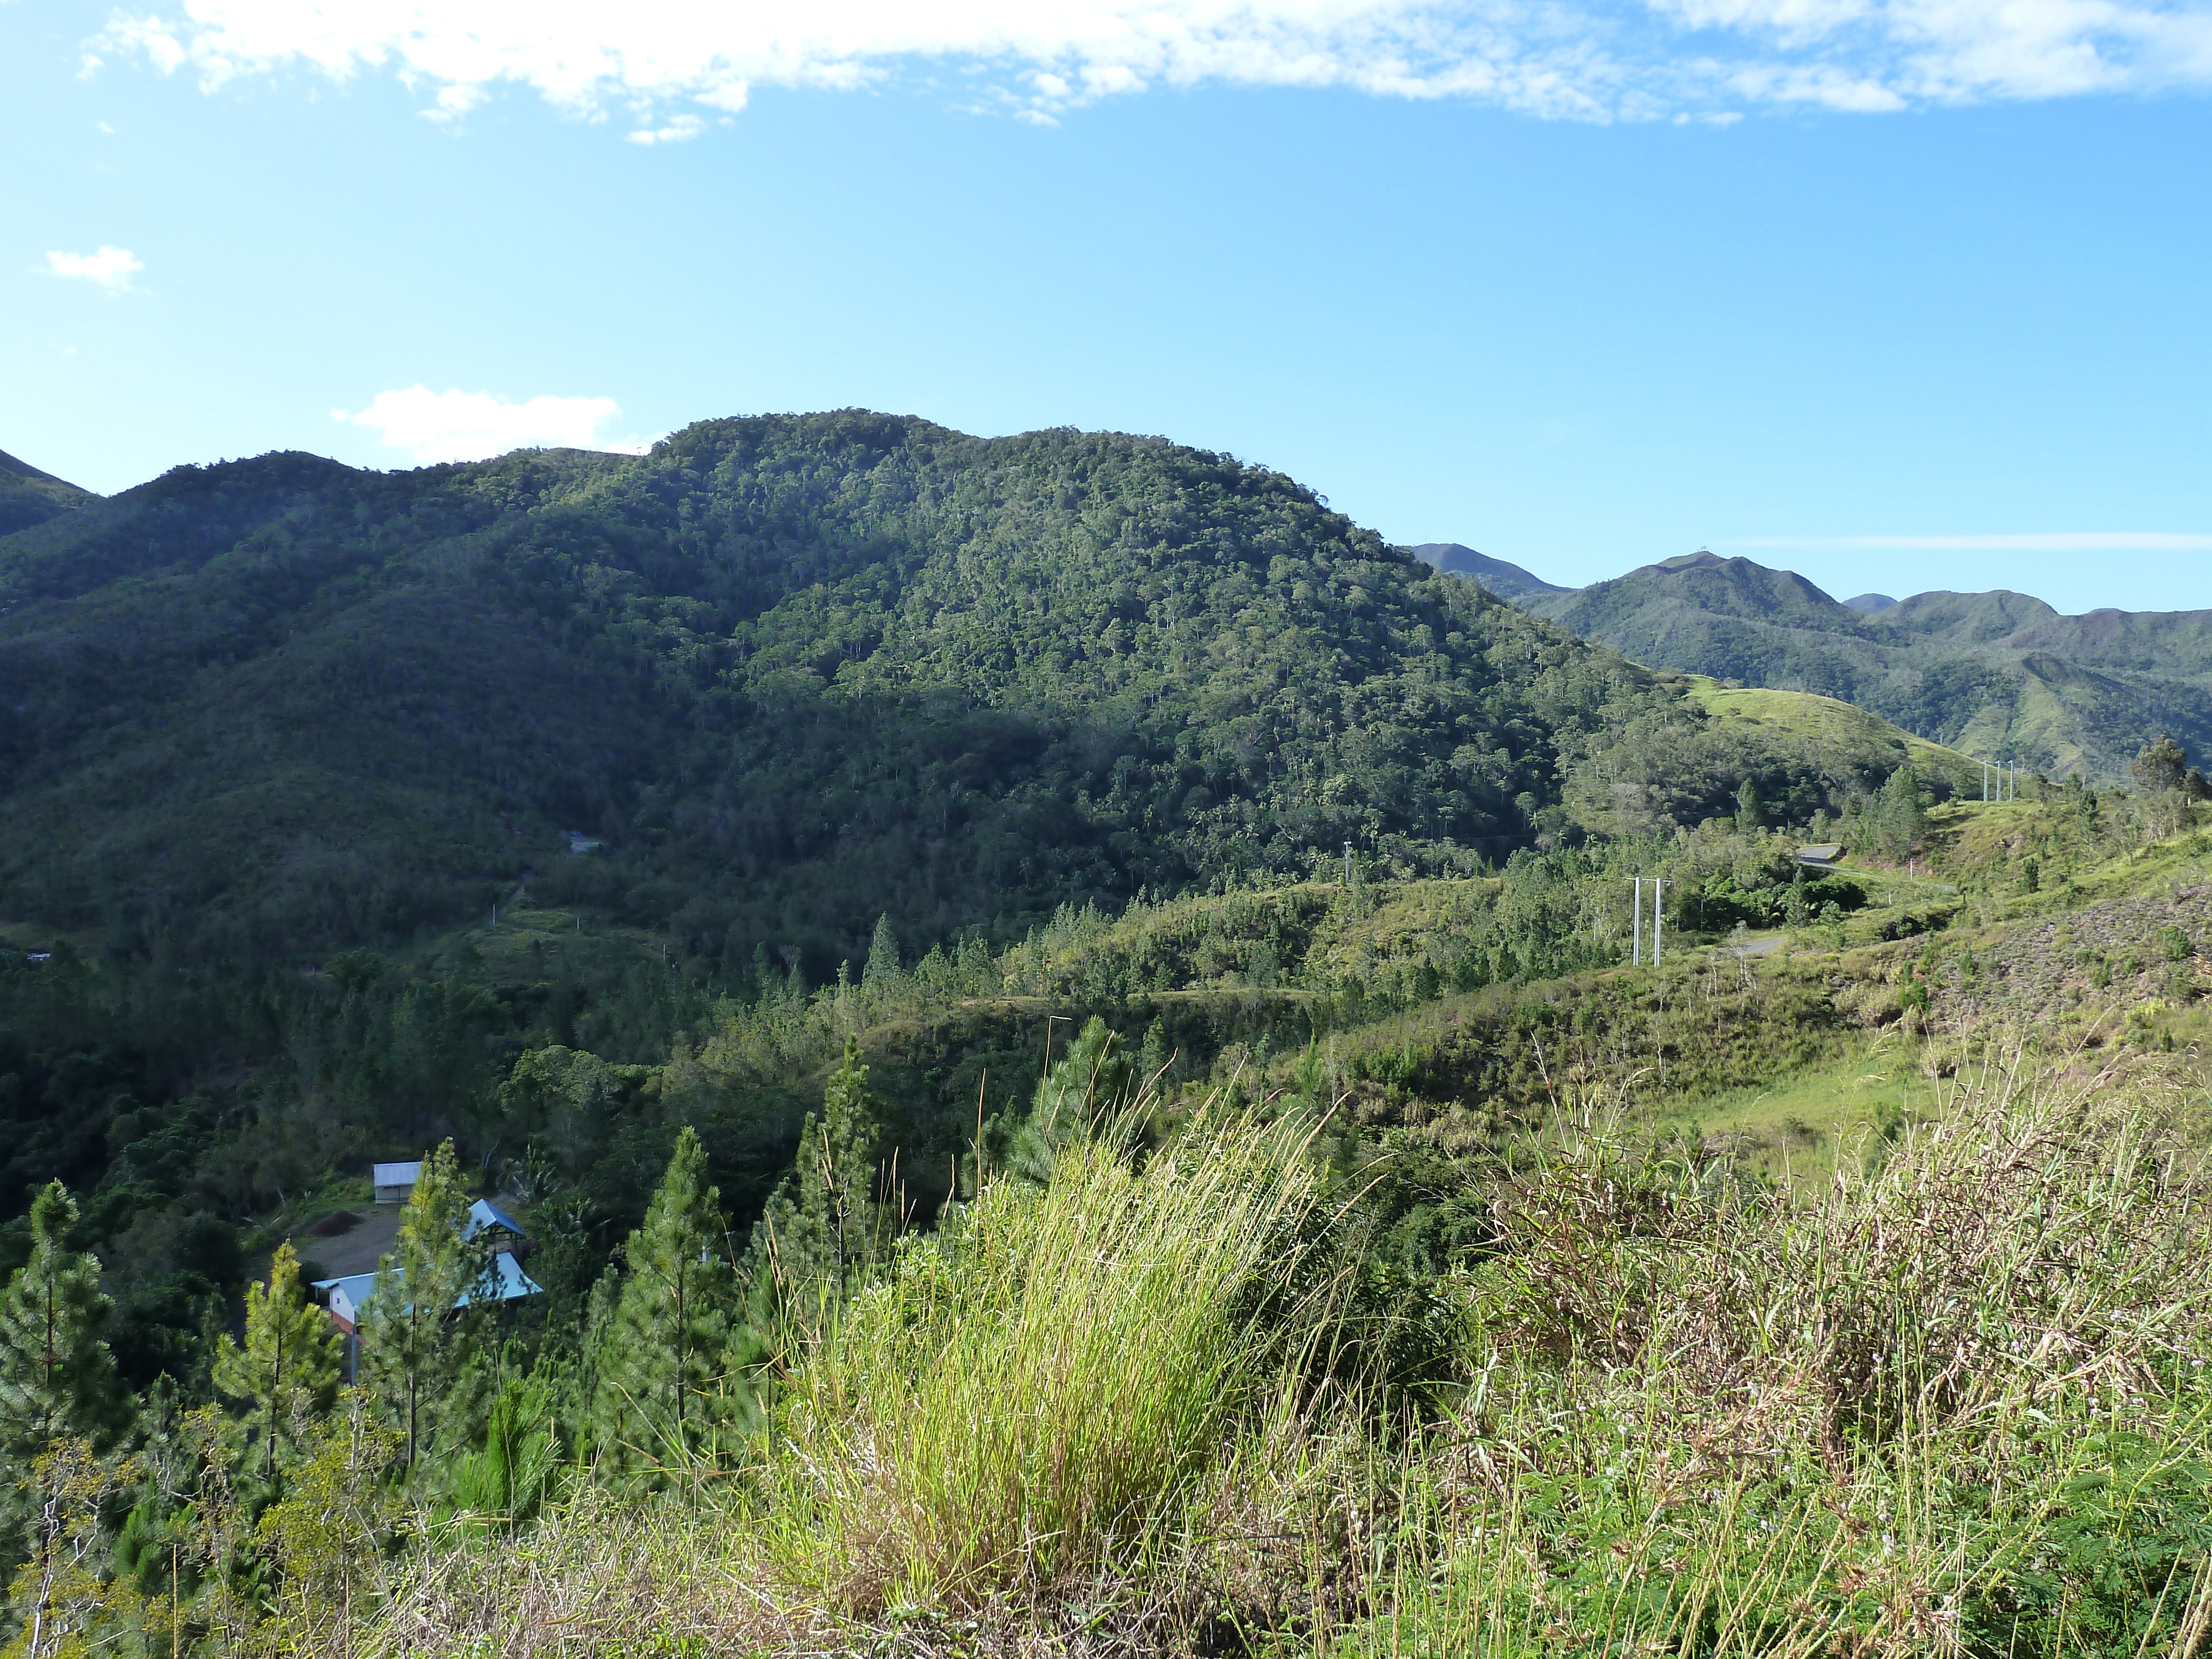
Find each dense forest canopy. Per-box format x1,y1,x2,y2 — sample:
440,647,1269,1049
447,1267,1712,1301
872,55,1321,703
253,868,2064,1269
3,413,1832,978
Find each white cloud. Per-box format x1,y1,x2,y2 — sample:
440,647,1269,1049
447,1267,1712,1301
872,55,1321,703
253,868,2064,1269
627,112,706,143
43,246,144,291
338,385,656,464
88,0,2212,125
421,82,487,122
1729,532,2212,551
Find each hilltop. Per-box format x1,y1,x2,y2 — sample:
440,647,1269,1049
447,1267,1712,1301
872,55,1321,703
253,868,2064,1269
0,447,97,536
1407,542,1566,601
1684,674,1983,794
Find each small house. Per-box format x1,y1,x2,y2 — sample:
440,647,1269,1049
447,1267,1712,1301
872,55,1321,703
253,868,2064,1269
314,1253,544,1335
316,1271,382,1337
1794,844,1845,867
372,1160,423,1204
317,1196,534,1336
314,1248,544,1380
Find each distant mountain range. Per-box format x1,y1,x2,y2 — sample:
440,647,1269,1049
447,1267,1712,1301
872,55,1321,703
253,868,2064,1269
1423,546,2212,780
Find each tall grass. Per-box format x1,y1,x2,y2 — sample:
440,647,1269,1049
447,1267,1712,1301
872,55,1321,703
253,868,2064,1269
1323,1041,2212,1656
366,1102,1359,1653
758,1110,1336,1615
357,1041,2212,1657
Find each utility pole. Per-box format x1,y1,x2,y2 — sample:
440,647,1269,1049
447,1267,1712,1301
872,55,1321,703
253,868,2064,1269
1652,878,1668,967
1631,878,1642,967
1343,840,1353,888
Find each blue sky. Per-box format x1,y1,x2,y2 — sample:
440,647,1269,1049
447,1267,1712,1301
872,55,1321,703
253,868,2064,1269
6,0,2211,615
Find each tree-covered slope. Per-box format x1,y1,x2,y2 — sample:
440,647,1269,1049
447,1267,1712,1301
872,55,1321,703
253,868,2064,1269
0,413,1811,977
0,447,97,536
1515,552,2212,780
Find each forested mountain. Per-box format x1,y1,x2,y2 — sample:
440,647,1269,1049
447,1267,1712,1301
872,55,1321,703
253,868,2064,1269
1408,542,1566,601
0,413,1911,1349
0,447,97,536
1492,550,2212,779
3,415,1818,978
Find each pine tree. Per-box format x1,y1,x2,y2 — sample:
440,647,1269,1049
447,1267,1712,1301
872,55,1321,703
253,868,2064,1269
212,1241,343,1485
1009,1016,1132,1185
860,913,901,995
360,1142,488,1469
1861,764,1927,861
754,1039,889,1301
0,1182,122,1469
593,1128,740,1472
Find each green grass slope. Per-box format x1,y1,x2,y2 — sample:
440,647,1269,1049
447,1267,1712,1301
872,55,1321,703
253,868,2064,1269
1685,675,1983,794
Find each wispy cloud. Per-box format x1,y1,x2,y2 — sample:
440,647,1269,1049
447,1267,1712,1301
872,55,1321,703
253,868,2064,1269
90,0,2212,127
338,386,656,465
43,246,144,291
1728,533,2212,552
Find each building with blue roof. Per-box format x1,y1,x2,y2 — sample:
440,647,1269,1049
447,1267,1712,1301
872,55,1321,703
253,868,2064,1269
313,1197,542,1376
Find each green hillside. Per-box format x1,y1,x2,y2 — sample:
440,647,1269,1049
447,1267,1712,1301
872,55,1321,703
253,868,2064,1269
0,447,97,536
0,413,1974,1399
1519,552,2212,780
22,419,2212,1657
1684,675,1983,794
11,698,2212,1656
0,415,1848,978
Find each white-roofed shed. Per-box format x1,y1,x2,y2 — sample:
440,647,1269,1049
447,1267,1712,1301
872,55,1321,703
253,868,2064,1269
372,1161,422,1203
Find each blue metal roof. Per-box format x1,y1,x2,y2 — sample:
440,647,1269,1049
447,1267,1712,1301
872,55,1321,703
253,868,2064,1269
462,1197,525,1240
314,1253,541,1320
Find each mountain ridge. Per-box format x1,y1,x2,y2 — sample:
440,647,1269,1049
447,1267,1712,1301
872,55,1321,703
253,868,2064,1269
2,413,1844,975
1423,543,2211,778
1408,542,1566,601
0,447,98,537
